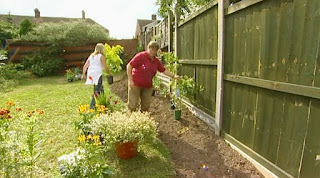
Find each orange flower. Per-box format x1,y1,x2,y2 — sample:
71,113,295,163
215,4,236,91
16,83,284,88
16,107,22,112
6,101,15,106
26,111,33,117
37,110,44,115
7,114,12,119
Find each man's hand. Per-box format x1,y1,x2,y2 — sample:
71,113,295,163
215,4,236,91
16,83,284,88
172,74,181,80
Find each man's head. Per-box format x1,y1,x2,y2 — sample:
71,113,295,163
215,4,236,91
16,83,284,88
147,41,159,57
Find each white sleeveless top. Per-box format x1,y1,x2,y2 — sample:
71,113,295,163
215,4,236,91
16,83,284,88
85,53,103,85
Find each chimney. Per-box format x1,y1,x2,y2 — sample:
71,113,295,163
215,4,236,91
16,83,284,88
82,10,85,19
152,14,157,21
34,8,40,18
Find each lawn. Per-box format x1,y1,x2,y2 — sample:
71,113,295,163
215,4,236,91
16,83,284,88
0,76,174,177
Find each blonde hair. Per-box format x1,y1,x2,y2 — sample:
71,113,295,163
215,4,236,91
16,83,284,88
92,43,106,57
147,41,159,50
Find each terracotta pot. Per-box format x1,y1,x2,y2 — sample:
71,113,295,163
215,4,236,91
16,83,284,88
115,141,138,159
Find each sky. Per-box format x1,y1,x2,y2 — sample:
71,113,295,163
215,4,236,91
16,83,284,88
0,0,161,39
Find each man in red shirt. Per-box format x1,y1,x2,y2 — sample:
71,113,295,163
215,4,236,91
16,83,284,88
127,41,180,112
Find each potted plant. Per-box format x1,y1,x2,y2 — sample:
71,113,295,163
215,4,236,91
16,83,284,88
88,112,158,159
65,69,75,82
74,67,82,80
104,44,124,84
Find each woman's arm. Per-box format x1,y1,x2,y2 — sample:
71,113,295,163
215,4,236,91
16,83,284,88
100,55,110,75
81,58,90,80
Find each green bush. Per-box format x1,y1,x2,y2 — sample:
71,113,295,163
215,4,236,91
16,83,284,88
0,20,18,43
19,20,109,46
21,49,65,77
0,63,33,91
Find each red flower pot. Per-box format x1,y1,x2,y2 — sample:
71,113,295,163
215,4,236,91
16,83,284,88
115,141,138,159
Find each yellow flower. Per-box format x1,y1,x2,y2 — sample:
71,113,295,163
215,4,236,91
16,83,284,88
78,105,89,113
92,135,100,141
87,135,93,140
93,141,102,146
88,109,95,113
77,135,86,143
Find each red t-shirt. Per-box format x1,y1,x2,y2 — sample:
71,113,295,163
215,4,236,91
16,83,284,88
129,51,165,88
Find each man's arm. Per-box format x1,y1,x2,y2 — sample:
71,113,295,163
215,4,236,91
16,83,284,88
127,63,134,86
162,69,181,79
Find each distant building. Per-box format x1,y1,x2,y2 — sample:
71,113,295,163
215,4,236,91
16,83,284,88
135,14,160,50
0,9,109,35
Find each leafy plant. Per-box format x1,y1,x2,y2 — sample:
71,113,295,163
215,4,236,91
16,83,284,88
104,43,124,74
65,69,75,81
136,42,144,53
88,112,158,146
161,52,180,74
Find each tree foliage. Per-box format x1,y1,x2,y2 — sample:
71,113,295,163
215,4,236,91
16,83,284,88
156,0,211,18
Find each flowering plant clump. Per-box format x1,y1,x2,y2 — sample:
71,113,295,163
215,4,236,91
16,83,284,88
88,111,158,145
0,101,44,177
58,148,114,178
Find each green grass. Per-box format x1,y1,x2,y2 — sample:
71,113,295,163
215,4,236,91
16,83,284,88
1,76,175,178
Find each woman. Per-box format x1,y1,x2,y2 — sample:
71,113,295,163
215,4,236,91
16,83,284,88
81,43,110,108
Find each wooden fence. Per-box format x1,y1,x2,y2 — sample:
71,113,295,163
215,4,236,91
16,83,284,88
166,0,320,177
7,39,139,69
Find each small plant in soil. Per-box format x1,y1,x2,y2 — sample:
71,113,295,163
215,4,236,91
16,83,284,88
65,69,75,82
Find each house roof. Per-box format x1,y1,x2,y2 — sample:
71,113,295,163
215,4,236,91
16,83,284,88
135,19,160,37
0,14,109,34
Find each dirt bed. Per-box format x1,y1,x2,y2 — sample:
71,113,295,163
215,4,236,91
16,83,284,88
110,76,263,178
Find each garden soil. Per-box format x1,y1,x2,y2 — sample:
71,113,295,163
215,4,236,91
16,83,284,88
110,76,263,178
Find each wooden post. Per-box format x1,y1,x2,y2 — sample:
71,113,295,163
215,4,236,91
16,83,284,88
174,9,180,57
215,0,225,136
168,11,173,52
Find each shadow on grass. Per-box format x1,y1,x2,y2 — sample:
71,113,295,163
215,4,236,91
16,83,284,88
103,138,175,178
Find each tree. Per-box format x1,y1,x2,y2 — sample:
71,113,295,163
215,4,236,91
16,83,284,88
19,19,34,37
156,0,211,18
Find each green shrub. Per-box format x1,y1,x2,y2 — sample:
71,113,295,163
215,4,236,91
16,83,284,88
0,20,18,43
19,20,109,46
0,63,33,91
21,49,64,77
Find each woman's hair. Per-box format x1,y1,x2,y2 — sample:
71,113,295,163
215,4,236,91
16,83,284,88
92,43,106,57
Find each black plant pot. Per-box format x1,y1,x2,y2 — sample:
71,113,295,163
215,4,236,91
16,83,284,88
107,75,113,84
68,78,73,82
